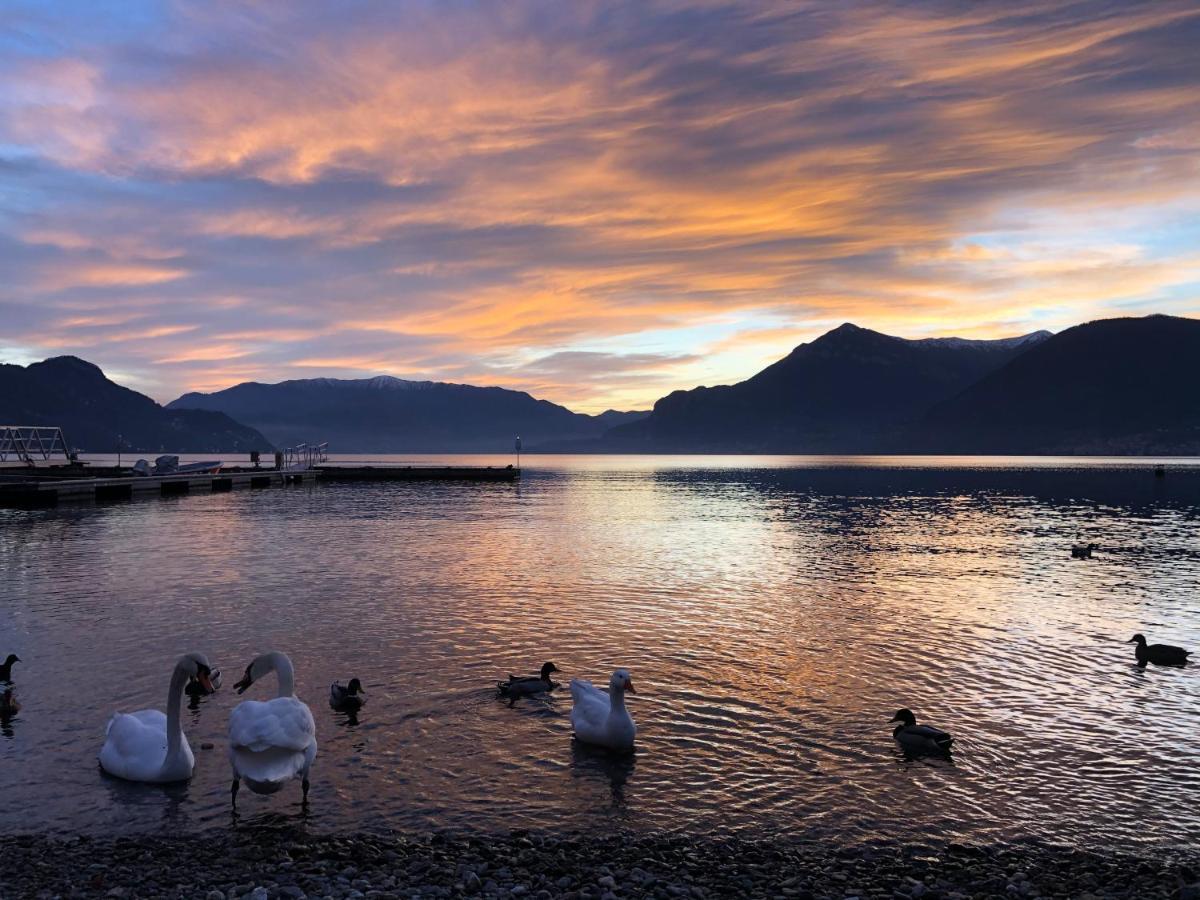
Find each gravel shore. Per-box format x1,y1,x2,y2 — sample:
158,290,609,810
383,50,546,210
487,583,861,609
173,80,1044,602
1,830,1194,900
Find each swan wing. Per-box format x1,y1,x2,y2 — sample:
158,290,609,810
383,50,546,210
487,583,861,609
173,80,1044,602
100,710,169,780
230,697,316,753
230,744,311,786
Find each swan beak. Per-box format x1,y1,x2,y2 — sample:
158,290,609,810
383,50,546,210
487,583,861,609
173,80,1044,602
625,680,636,694
234,676,252,694
197,671,215,694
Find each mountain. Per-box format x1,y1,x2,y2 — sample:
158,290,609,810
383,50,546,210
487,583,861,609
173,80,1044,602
915,315,1200,453
168,376,649,451
0,356,273,453
601,324,1051,452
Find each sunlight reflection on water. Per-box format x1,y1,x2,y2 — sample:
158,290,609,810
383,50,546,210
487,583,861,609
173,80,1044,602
0,455,1198,850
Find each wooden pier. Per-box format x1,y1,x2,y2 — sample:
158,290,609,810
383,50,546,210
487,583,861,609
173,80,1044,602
0,464,518,507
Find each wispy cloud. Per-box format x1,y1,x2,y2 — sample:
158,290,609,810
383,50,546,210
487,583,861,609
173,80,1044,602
1,0,1198,411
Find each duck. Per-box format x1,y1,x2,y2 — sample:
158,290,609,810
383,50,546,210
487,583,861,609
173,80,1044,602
1071,543,1097,559
99,653,216,783
329,678,365,711
1128,634,1190,668
0,689,19,717
229,651,317,806
498,662,560,705
185,668,223,698
570,669,636,753
0,654,19,682
890,708,953,754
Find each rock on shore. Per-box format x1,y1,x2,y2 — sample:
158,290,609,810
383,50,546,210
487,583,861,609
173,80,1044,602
0,830,1193,900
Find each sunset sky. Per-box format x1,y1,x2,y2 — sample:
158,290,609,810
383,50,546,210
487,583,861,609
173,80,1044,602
2,1,1198,413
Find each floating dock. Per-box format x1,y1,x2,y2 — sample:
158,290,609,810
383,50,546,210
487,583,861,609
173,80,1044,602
0,464,519,508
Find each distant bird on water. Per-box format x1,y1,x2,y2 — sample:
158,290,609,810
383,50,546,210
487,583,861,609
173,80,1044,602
0,654,19,682
890,708,953,754
498,662,560,705
330,678,365,711
1128,634,1190,668
1071,543,1097,559
0,689,19,717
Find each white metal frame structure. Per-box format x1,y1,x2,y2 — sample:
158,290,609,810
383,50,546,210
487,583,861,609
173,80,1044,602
0,426,72,465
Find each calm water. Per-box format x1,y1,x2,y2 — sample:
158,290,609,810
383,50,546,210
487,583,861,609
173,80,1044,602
1,455,1199,851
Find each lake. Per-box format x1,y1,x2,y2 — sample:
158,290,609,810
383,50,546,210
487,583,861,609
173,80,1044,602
1,454,1198,852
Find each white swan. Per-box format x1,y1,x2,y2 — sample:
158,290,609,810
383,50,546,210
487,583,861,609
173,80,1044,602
99,653,215,783
228,651,317,805
570,668,636,753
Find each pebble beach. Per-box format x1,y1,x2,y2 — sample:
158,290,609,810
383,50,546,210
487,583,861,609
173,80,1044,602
2,830,1194,900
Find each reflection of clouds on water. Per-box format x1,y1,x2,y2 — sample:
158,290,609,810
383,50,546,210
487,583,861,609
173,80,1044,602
3,458,1200,845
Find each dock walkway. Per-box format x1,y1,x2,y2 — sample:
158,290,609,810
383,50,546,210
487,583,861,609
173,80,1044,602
0,464,518,507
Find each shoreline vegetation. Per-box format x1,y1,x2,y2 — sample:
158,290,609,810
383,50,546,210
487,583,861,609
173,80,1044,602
2,829,1194,899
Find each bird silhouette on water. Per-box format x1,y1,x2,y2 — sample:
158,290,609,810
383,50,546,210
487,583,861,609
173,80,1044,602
1129,634,1190,667
890,708,953,755
0,654,19,682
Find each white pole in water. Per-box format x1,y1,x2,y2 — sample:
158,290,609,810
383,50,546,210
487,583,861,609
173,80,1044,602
515,435,521,470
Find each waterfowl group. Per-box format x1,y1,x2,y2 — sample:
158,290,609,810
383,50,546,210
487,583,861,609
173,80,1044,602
1129,633,1191,668
0,653,19,682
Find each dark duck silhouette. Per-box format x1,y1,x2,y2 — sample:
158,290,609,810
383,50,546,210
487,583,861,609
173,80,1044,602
1071,543,1096,559
498,662,560,705
0,654,19,682
1129,634,1190,667
185,668,222,698
0,689,19,717
890,708,953,754
329,678,365,711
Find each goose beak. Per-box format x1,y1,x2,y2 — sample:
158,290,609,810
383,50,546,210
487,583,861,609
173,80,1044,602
1126,637,1137,643
626,680,636,694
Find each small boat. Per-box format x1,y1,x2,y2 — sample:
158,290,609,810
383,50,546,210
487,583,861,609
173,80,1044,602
174,460,223,475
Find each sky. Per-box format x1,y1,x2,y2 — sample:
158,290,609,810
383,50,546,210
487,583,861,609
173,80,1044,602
2,1,1199,413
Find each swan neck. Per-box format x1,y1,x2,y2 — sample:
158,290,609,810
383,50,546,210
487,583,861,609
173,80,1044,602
165,660,189,758
267,652,295,697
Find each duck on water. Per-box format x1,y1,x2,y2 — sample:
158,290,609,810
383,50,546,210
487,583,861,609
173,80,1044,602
1129,634,1191,667
890,708,953,754
0,654,19,682
498,662,560,706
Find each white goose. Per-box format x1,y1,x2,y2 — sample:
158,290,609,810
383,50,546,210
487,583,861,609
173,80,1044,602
570,668,636,753
228,651,317,805
99,652,215,783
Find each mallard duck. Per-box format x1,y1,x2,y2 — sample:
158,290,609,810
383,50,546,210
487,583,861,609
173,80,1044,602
0,689,19,717
1129,634,1190,667
1071,543,1097,559
570,669,636,753
185,668,222,698
329,678,365,711
0,654,19,682
890,708,953,754
497,662,560,705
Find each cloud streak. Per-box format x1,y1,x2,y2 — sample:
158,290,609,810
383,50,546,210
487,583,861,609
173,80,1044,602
1,0,1198,410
